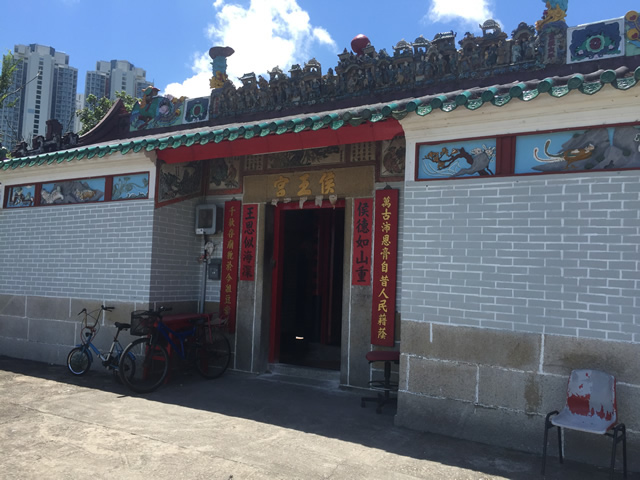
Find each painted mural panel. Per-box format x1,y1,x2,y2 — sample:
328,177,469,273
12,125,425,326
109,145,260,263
158,161,203,205
417,139,497,179
625,10,640,56
41,178,105,204
208,158,242,193
112,173,149,200
567,18,625,64
380,136,406,178
6,185,35,207
515,126,640,173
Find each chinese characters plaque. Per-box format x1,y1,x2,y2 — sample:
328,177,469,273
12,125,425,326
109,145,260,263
220,200,241,333
352,198,373,286
371,189,398,346
240,204,258,281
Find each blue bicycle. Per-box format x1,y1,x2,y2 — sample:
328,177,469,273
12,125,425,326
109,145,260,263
66,305,134,380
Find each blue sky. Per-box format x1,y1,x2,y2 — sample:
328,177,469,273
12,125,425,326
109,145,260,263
1,0,638,99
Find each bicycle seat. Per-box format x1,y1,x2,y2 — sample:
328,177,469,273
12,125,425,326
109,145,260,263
115,322,131,330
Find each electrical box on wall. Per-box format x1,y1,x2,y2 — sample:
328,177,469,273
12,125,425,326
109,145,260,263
208,259,222,280
195,204,222,235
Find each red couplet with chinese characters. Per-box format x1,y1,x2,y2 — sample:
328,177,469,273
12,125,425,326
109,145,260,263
240,204,258,281
220,200,241,333
371,189,398,347
352,198,373,286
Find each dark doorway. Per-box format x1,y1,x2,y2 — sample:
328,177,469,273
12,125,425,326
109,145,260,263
271,204,344,370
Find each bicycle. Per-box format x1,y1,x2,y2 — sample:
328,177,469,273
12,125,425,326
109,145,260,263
66,305,135,381
118,307,231,393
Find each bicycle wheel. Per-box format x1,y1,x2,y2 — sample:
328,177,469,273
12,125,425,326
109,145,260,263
195,329,231,379
67,347,91,375
119,337,169,393
115,351,136,384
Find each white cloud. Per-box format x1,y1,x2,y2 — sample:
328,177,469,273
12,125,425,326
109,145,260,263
427,0,494,25
164,0,337,99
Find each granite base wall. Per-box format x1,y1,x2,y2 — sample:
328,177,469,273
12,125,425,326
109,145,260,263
396,320,640,472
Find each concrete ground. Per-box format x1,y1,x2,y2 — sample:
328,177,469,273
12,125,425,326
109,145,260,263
0,355,634,480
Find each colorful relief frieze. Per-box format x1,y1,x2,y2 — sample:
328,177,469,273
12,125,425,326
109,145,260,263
157,161,203,205
567,18,625,64
112,173,150,200
41,178,105,205
130,87,186,132
625,10,640,55
515,125,640,173
417,139,497,179
184,97,210,124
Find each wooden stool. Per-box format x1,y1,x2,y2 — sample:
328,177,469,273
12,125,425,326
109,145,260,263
361,350,400,413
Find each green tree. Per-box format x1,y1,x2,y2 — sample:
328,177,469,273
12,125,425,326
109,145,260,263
0,50,18,110
76,90,139,135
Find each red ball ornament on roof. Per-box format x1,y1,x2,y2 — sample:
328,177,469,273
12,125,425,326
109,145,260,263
351,34,370,55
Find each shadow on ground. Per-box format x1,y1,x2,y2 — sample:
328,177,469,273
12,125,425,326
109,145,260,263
0,355,632,480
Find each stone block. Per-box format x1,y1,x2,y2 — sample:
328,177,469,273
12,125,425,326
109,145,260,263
407,357,476,401
0,295,26,317
395,392,543,454
26,296,70,321
29,318,75,347
402,321,540,370
616,383,640,432
0,315,28,339
0,337,29,360
543,335,640,384
69,299,104,322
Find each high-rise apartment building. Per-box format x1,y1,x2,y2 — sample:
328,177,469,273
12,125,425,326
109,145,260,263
84,60,152,101
0,44,78,149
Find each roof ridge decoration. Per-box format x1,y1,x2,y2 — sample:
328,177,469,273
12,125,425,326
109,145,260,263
2,67,639,172
111,4,638,133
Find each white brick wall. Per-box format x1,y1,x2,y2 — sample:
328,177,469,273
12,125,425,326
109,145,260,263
400,171,640,342
0,200,154,301
150,198,221,304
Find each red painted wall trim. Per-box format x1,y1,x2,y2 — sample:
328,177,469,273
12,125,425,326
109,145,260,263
158,120,403,164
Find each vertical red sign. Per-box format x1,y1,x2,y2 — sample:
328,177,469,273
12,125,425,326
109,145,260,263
220,200,241,333
371,189,398,347
352,198,373,286
240,204,258,281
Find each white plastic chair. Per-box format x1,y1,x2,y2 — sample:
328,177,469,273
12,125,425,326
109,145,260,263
541,369,627,478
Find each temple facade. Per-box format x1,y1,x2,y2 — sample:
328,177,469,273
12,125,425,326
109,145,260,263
2,3,640,470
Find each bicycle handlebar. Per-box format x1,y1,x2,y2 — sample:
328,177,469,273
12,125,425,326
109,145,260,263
102,306,115,312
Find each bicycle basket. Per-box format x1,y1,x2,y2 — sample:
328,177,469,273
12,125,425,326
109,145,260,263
130,310,157,336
